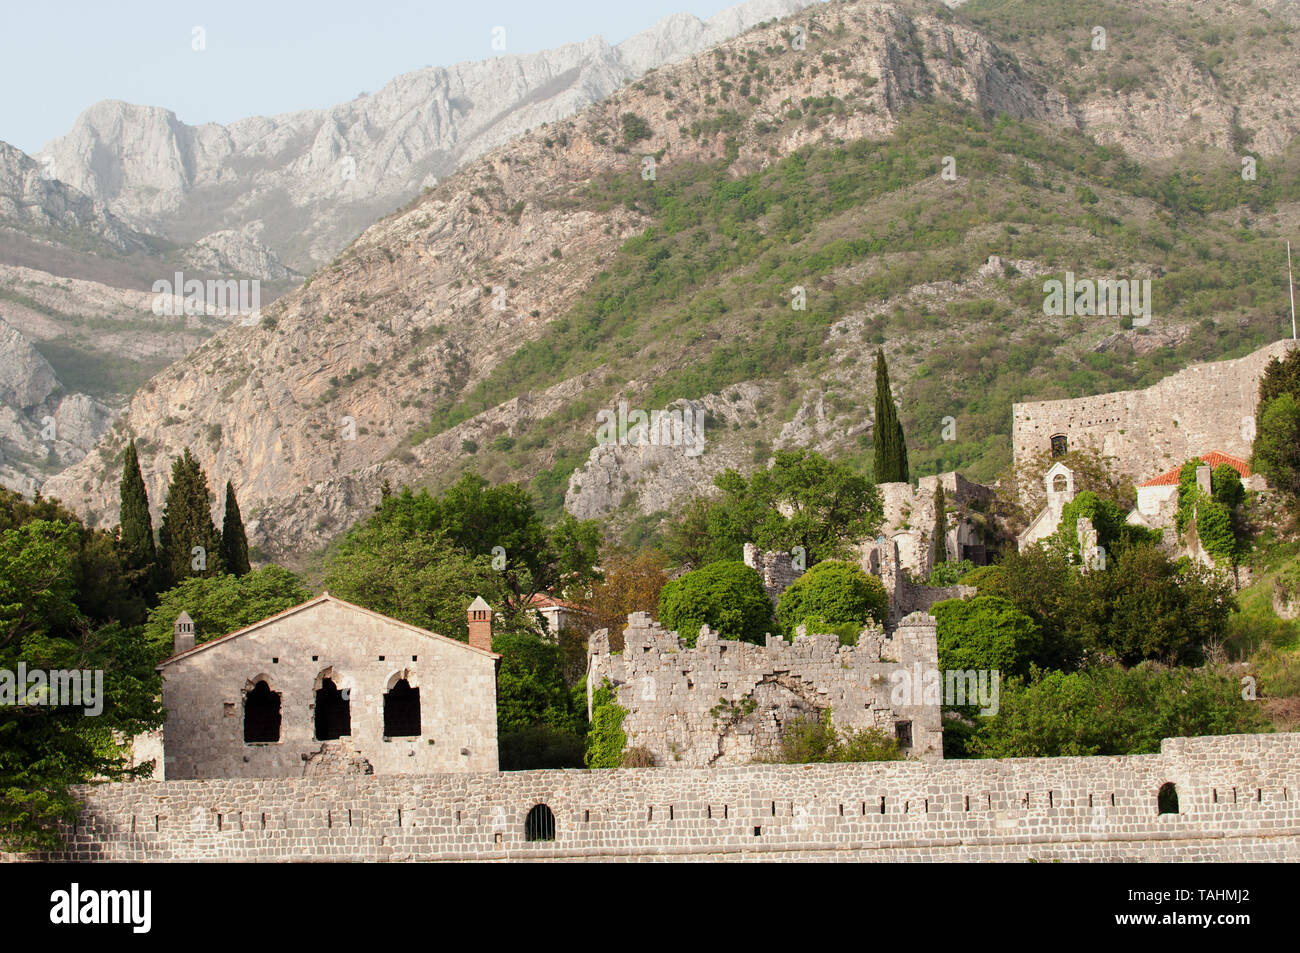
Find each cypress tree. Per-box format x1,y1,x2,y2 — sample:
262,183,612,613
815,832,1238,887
158,447,223,589
119,439,157,592
220,481,251,577
873,349,910,484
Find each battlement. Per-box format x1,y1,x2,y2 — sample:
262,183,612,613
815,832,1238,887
12,733,1299,862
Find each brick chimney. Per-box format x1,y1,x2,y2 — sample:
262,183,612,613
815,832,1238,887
174,611,195,655
467,596,492,652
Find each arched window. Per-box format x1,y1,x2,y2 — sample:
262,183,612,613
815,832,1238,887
244,680,281,743
525,804,556,842
1050,434,1068,458
315,677,351,740
1157,782,1180,815
1052,473,1069,493
383,679,421,737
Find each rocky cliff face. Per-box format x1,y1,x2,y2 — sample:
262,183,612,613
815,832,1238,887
35,0,822,275
39,0,1300,562
0,315,114,492
39,0,1076,554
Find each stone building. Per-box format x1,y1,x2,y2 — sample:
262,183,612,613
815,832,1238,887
1017,461,1077,551
1012,339,1296,500
587,611,944,767
864,472,998,579
158,593,500,780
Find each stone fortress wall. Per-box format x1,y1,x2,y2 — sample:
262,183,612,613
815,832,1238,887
1011,339,1297,495
12,733,1299,862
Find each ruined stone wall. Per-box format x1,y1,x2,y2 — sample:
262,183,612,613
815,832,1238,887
872,473,997,577
159,599,498,779
588,612,944,766
742,542,801,605
13,733,1299,862
1012,339,1296,499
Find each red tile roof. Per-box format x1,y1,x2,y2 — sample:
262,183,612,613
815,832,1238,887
1138,451,1251,488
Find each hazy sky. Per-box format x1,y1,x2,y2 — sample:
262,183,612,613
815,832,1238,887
0,0,755,154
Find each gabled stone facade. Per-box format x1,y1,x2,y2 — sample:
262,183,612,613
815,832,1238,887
587,611,943,768
158,594,500,779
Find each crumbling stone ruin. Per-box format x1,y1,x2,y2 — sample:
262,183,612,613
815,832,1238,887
587,611,944,768
743,542,802,604
860,537,976,624
861,471,998,581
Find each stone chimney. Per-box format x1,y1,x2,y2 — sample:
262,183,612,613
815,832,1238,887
173,611,195,655
467,596,492,652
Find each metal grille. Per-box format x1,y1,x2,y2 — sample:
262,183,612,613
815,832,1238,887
525,804,556,841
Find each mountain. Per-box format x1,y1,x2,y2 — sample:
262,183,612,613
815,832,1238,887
35,0,823,275
42,0,1300,568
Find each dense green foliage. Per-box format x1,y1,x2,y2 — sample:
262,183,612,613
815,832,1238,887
584,683,629,768
872,349,909,484
0,511,163,850
142,566,312,659
967,543,1234,668
932,595,1042,678
117,439,157,598
665,450,882,567
658,560,773,646
968,665,1268,758
1254,393,1300,512
774,560,888,639
928,558,976,586
219,482,251,577
1057,490,1157,558
157,447,222,589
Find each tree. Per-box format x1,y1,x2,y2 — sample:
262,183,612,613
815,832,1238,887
873,349,909,484
323,522,507,641
968,665,1267,759
157,448,222,589
0,519,163,850
657,560,773,645
571,548,669,649
665,450,882,568
220,481,251,577
0,489,142,628
775,560,888,640
358,478,600,612
1258,345,1300,408
1211,464,1245,508
143,566,312,659
493,630,586,740
118,438,157,596
932,595,1041,678
1254,393,1300,510
1067,544,1234,666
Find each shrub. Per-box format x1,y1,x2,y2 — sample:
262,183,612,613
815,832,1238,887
932,595,1042,678
585,683,628,768
657,560,773,645
769,711,904,763
775,560,888,637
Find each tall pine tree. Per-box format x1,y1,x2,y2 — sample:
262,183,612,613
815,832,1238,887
119,438,158,595
220,481,251,577
158,447,223,590
873,349,910,484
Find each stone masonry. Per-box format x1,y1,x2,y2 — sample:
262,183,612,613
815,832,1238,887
157,594,500,779
1012,339,1297,499
587,611,944,767
10,733,1299,862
